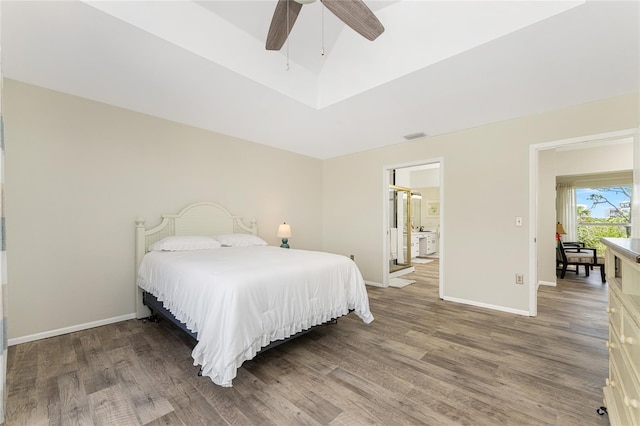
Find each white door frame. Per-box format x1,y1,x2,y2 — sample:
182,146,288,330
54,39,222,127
528,128,638,316
382,157,444,296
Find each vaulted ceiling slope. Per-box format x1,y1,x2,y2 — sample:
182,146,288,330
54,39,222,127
2,1,639,159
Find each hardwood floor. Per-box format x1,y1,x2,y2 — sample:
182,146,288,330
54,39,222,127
6,263,611,425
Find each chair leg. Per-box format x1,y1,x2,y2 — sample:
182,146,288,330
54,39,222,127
585,265,590,277
561,265,567,279
600,266,606,283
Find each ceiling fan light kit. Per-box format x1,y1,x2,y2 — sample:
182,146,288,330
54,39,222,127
266,0,384,51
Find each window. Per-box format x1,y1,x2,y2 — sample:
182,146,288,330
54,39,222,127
576,185,632,252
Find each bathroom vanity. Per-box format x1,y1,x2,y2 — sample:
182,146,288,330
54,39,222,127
411,232,437,257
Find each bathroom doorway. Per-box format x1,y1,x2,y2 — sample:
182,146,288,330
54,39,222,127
383,160,443,289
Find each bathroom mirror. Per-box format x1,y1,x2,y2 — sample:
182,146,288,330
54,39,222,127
411,194,421,229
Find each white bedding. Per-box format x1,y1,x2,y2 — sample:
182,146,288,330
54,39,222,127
137,246,374,386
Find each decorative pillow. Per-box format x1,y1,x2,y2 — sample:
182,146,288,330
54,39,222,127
214,234,268,247
149,236,221,251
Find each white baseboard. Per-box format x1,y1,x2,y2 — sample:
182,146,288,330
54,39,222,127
365,280,383,287
8,313,137,346
538,280,557,287
442,295,531,316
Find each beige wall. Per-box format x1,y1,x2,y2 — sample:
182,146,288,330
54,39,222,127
634,130,640,238
323,94,639,313
4,78,639,340
556,141,633,177
3,79,323,340
537,149,558,286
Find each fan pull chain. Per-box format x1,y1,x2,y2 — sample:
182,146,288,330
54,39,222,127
321,4,325,56
286,0,290,70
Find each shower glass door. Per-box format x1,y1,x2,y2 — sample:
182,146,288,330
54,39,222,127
389,185,412,273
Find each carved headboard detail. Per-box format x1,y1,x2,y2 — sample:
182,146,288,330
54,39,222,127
134,202,257,317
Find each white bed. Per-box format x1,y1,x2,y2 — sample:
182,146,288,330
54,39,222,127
135,202,373,387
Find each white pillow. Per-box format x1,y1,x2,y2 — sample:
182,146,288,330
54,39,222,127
149,236,221,251
214,234,268,247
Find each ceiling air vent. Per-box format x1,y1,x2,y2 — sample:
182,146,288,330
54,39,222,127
403,132,426,141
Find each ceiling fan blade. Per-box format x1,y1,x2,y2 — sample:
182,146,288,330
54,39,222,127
320,0,384,41
266,0,303,51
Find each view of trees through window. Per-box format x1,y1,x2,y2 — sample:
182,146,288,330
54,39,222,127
576,185,632,253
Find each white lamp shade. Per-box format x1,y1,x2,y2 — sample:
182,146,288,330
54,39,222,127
277,223,292,238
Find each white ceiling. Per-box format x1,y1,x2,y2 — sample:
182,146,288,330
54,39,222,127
2,1,638,159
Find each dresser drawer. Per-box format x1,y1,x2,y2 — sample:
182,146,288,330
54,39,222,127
603,387,627,426
605,357,634,426
610,330,640,424
622,305,640,384
608,290,623,337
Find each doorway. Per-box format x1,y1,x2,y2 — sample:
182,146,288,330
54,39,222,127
383,160,443,290
529,128,638,315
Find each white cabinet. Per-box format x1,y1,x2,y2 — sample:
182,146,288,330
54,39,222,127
410,235,420,258
410,232,438,258
602,238,640,426
419,232,437,256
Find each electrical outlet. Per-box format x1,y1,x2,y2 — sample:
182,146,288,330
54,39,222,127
515,274,524,284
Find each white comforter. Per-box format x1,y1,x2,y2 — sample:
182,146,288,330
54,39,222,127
137,246,374,386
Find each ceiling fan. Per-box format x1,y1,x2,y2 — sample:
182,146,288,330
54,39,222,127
266,0,385,51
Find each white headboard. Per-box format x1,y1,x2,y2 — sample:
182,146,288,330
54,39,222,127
134,202,257,318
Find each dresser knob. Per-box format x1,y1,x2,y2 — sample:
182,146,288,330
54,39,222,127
621,335,627,344
631,399,639,409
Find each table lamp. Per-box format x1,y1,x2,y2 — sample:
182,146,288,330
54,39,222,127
277,222,292,248
556,222,566,244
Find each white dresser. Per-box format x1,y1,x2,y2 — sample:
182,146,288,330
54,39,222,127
602,238,640,426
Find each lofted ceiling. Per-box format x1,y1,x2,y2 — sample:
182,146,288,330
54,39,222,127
2,0,638,159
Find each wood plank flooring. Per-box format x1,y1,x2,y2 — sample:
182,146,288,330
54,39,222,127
6,262,611,425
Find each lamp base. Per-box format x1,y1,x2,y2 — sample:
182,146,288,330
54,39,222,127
280,238,290,249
